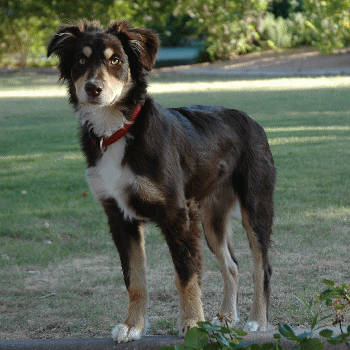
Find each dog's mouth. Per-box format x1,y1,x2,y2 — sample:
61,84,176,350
74,78,127,107
86,96,100,105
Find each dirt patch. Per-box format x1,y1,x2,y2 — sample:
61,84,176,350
154,47,350,76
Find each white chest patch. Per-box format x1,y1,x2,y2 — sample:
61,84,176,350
86,138,142,221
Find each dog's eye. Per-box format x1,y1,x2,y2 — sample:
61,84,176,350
78,58,86,65
110,56,120,65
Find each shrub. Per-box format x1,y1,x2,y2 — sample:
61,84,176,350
159,280,350,350
176,0,269,61
260,13,294,49
295,0,350,53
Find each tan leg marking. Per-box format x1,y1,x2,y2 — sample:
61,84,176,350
242,211,269,332
202,202,240,327
112,230,148,343
175,273,205,337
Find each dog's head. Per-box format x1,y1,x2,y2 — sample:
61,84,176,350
47,20,159,107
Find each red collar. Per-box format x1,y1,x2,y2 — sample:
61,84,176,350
90,102,144,151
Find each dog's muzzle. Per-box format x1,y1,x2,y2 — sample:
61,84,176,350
85,81,103,99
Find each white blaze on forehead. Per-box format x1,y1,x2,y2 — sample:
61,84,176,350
83,46,92,57
104,47,114,60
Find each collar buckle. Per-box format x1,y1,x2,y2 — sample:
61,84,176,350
100,138,107,152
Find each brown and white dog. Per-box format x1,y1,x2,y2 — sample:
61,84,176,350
47,20,276,343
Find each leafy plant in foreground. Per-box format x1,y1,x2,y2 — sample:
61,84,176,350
159,280,350,350
159,322,254,350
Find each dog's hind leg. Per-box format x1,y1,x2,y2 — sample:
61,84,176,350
161,199,205,337
201,188,240,328
241,208,272,332
102,199,148,343
234,152,275,332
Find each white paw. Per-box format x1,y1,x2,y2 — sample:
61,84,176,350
211,313,240,328
243,321,268,332
112,324,143,343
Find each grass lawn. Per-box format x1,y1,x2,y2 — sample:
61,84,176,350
0,71,349,340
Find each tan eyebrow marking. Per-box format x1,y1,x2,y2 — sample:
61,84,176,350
104,48,114,60
83,46,92,58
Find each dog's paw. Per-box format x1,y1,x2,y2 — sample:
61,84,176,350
178,319,199,337
112,324,143,343
211,312,240,328
243,321,268,332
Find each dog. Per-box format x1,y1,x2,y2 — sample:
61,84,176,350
47,20,276,343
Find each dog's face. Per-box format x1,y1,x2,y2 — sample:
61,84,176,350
47,21,159,107
70,33,131,106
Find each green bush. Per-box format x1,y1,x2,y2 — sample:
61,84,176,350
159,280,350,350
260,13,294,49
295,0,350,53
0,15,59,67
1,0,350,66
177,0,269,61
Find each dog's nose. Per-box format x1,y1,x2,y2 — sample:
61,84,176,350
85,82,103,98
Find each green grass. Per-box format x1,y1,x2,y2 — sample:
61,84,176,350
0,71,349,340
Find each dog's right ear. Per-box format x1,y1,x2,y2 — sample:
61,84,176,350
47,25,81,80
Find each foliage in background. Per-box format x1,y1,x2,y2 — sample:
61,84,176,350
0,0,113,66
159,280,350,350
299,0,350,53
1,0,350,65
175,0,269,61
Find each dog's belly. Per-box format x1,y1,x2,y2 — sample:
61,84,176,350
86,139,142,220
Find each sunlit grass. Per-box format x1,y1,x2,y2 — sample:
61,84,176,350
149,76,350,93
1,75,350,98
266,125,350,132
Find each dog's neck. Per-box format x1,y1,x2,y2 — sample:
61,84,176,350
78,104,129,138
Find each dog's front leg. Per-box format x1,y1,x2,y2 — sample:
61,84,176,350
102,199,148,343
162,203,205,337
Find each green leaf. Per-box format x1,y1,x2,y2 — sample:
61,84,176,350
323,279,335,287
311,313,318,330
218,326,232,334
325,298,332,306
232,328,248,337
319,329,333,338
250,344,262,350
273,333,282,340
297,331,313,340
197,321,212,330
319,289,332,301
299,338,323,350
236,340,258,348
278,324,297,341
347,324,350,333
174,345,185,350
159,347,175,350
262,343,275,350
327,337,345,345
202,324,221,332
203,343,221,350
184,327,209,348
318,313,334,323
296,295,310,309
212,332,230,347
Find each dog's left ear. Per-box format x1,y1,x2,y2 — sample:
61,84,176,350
108,21,159,73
